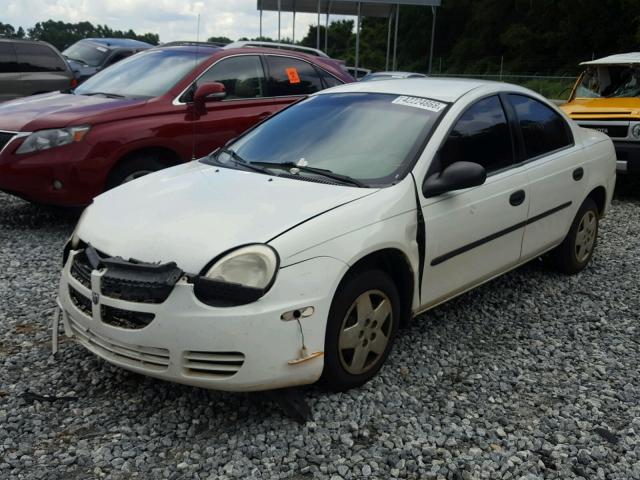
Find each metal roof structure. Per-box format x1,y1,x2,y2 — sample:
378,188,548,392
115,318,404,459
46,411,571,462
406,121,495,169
257,0,441,74
581,52,640,66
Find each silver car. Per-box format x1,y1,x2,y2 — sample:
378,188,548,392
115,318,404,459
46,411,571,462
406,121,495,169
0,38,75,101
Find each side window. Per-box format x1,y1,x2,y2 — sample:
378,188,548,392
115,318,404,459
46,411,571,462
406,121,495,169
266,56,323,96
15,44,67,72
439,95,514,174
0,44,18,73
315,66,343,88
508,94,573,159
105,51,132,67
197,55,266,100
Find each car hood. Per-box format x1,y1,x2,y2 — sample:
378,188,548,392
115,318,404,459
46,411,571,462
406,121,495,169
561,97,640,119
0,92,146,132
78,161,378,273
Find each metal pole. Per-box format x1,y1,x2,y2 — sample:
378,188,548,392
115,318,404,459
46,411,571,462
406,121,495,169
316,0,321,50
259,1,263,38
392,3,399,70
499,55,504,80
277,0,281,41
385,9,392,71
292,8,296,42
428,5,436,74
325,5,330,53
355,2,361,75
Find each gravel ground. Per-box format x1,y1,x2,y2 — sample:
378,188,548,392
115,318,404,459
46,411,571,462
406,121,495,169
1,179,640,480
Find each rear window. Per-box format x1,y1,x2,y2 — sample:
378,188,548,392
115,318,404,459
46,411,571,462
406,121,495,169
15,43,67,72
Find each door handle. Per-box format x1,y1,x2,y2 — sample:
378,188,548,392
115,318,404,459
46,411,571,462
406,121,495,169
573,167,584,181
509,190,526,206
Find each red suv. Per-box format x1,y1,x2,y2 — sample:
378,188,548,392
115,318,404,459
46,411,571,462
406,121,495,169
0,42,353,206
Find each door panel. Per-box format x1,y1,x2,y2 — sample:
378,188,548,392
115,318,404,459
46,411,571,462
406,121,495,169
521,149,584,258
420,169,530,306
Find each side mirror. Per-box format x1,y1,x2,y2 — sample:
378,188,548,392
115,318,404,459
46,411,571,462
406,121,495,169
194,82,226,104
422,161,486,198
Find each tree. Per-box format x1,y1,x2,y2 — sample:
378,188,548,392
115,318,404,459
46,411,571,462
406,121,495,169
207,36,232,44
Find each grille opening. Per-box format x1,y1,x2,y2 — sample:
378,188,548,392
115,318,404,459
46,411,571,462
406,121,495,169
68,315,169,371
101,305,155,330
70,251,93,288
183,351,245,379
69,287,92,317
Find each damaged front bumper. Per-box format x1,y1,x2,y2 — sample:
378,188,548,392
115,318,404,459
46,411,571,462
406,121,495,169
56,248,347,391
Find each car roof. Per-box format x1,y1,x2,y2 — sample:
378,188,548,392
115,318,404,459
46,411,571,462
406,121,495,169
83,38,153,49
581,52,640,66
318,77,496,103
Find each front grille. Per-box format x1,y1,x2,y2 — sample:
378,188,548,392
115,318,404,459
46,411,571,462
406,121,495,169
580,124,628,138
0,132,15,152
71,248,180,304
69,286,92,317
68,315,170,371
101,305,155,330
183,351,245,379
71,251,93,288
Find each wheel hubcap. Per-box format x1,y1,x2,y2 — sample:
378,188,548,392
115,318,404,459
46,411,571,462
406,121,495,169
575,210,597,263
122,170,154,184
338,289,392,375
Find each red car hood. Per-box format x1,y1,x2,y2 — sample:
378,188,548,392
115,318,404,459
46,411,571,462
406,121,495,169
0,92,147,132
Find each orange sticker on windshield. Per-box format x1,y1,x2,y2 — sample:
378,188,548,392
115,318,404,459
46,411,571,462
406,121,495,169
286,67,301,84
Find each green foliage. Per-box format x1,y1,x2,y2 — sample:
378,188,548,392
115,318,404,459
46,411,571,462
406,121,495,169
207,36,232,44
2,19,160,51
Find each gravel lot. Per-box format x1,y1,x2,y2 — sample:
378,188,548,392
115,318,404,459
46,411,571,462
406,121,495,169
1,179,640,480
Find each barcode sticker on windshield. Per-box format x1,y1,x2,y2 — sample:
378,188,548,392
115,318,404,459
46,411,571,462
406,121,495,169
392,96,446,112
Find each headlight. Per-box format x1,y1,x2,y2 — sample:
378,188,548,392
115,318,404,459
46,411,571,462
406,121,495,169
63,206,90,265
632,124,640,139
16,126,90,154
194,245,279,307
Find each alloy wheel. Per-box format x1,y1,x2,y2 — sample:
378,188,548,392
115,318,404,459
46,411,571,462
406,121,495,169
575,210,597,263
338,289,393,375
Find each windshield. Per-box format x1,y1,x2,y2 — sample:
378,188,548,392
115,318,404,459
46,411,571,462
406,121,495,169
75,49,208,99
573,65,640,98
209,93,446,187
63,42,109,67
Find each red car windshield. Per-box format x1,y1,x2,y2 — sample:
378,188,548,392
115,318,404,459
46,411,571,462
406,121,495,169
75,49,208,99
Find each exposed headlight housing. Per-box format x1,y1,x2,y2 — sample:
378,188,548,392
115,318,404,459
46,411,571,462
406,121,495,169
63,206,90,265
194,244,279,307
16,126,90,154
631,123,640,139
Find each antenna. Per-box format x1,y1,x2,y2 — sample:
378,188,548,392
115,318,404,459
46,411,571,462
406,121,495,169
191,14,201,161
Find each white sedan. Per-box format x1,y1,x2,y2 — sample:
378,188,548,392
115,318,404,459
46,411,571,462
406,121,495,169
56,78,616,392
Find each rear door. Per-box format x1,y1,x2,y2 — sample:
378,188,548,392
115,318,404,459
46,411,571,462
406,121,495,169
0,42,22,101
420,95,530,307
506,94,583,259
15,43,71,95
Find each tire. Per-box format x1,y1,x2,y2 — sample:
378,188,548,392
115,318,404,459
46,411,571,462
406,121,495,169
106,155,168,190
322,269,400,391
551,197,599,274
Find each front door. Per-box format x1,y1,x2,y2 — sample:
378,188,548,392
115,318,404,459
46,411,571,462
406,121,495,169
419,95,530,307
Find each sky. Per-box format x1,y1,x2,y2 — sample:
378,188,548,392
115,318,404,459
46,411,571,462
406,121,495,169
1,0,329,43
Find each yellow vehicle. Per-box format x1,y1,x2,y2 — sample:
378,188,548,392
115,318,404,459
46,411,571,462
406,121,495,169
561,53,640,174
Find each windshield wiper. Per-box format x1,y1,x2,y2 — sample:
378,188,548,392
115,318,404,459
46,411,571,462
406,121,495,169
64,56,86,64
208,148,274,176
253,161,365,187
83,92,125,99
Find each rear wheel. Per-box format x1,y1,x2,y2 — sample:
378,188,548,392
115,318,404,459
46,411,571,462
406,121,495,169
322,270,400,391
106,155,168,190
551,197,599,274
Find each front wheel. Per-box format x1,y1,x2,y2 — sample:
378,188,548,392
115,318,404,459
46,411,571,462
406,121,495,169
551,197,599,274
106,155,168,190
322,270,400,391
